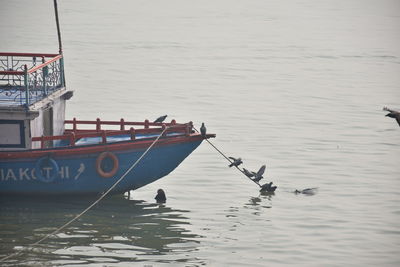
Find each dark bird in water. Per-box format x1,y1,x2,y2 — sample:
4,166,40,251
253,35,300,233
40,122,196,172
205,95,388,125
154,115,167,123
260,182,277,192
252,165,266,183
243,168,255,178
155,189,167,203
200,122,207,137
294,188,318,195
383,106,400,127
228,157,243,168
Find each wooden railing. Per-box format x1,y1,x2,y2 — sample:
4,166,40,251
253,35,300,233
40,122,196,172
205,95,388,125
32,118,194,149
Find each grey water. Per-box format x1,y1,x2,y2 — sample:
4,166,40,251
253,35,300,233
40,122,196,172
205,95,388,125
1,0,400,266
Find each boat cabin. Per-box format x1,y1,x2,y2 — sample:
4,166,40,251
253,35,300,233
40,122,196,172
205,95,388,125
0,52,73,151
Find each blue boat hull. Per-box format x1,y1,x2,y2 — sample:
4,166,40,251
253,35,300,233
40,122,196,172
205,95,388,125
0,137,203,195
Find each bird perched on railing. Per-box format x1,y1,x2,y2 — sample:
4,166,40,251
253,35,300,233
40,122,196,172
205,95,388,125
200,122,207,137
383,106,400,127
228,157,243,167
154,115,167,123
252,165,266,183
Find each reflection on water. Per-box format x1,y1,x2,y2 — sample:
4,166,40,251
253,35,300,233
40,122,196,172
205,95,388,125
0,195,203,266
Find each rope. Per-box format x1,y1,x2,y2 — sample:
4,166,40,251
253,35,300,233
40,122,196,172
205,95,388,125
0,126,169,263
193,126,261,187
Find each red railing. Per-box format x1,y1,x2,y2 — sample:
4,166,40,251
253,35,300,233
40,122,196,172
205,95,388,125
32,118,194,149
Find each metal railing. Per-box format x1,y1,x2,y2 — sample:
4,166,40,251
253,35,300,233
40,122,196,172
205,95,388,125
0,53,65,107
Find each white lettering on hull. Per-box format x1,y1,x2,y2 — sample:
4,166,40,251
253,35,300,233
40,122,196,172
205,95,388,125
0,164,85,182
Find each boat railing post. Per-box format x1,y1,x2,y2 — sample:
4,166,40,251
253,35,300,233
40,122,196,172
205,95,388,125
185,124,190,136
24,64,29,107
42,57,48,95
72,117,77,131
101,130,107,144
41,135,45,149
144,119,149,129
171,119,176,125
129,127,136,140
120,118,125,130
69,132,76,146
96,118,101,131
60,56,65,87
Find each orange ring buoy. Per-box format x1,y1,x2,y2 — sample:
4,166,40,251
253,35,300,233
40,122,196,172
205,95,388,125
96,152,119,178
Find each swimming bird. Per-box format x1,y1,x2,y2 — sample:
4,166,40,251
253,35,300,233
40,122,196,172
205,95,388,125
294,188,318,195
155,189,167,203
383,106,400,127
200,122,207,137
243,168,255,178
260,182,277,192
154,115,167,123
252,165,266,183
228,157,243,168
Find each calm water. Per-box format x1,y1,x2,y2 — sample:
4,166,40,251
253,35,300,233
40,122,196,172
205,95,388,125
1,0,400,266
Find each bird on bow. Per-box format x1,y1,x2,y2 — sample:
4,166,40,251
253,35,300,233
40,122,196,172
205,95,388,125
228,157,243,168
252,165,266,183
200,122,207,137
383,106,400,127
154,115,167,123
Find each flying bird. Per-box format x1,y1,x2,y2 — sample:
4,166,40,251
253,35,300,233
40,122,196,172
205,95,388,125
252,165,266,183
243,168,255,178
383,106,400,127
155,189,167,203
154,115,167,123
200,122,207,137
260,182,277,192
228,157,243,168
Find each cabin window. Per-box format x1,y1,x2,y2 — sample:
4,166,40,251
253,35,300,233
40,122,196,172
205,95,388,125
0,120,25,148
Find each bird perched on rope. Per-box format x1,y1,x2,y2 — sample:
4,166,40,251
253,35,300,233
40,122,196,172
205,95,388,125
243,168,255,178
200,122,207,137
252,165,266,183
383,106,400,127
155,189,166,203
260,182,277,192
154,115,167,123
228,157,243,167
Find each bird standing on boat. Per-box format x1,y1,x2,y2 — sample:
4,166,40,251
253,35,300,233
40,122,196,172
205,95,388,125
155,189,167,203
252,165,266,183
154,115,167,123
228,157,243,167
200,123,207,137
383,106,400,127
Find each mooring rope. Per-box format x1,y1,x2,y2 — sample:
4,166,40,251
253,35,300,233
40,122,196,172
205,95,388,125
0,126,169,263
193,126,261,188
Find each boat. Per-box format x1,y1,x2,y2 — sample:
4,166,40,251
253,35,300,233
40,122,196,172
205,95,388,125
0,1,214,196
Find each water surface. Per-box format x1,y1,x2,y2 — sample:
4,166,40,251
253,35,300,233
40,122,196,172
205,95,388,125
1,0,399,266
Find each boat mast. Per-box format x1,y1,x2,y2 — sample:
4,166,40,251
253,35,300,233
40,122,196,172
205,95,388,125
53,0,63,54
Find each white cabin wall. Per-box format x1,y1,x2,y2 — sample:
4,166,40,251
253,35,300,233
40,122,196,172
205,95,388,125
53,97,66,136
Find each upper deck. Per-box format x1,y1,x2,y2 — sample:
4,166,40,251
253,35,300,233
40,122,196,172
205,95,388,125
0,52,65,108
